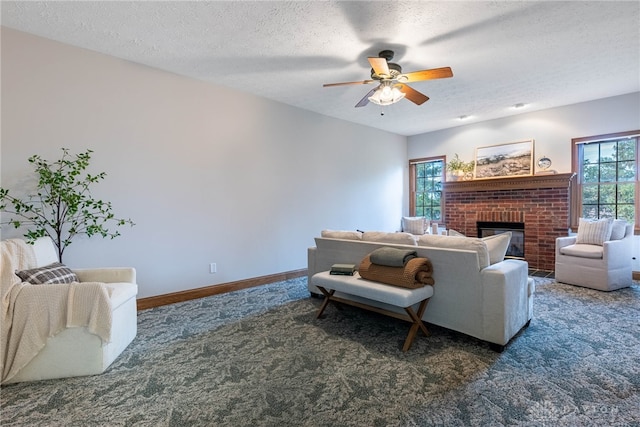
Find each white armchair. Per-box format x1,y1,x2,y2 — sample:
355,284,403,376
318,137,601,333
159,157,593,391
1,237,138,384
555,221,633,291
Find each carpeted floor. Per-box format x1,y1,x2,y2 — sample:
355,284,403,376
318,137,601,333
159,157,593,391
1,277,639,427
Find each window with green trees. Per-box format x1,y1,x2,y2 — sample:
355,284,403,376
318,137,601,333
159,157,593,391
409,157,444,221
572,130,638,230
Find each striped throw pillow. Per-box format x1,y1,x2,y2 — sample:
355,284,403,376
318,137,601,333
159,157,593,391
16,262,79,284
575,218,613,246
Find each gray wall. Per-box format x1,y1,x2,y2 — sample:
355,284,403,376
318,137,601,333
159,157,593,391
1,28,408,298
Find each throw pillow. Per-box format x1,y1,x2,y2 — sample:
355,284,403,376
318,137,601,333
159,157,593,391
609,219,627,241
575,218,613,246
16,262,79,285
402,217,426,235
448,229,466,237
481,232,512,264
321,230,363,240
362,231,417,246
417,234,490,268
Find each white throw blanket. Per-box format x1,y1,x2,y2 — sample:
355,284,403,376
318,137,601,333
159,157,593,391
1,239,113,384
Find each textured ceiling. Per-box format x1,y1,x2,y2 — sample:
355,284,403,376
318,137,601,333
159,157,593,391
2,1,639,136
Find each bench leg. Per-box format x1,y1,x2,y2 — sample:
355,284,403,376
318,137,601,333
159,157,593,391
315,284,431,352
402,299,430,352
315,286,335,319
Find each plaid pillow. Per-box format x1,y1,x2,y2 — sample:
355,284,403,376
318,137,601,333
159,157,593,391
16,262,79,285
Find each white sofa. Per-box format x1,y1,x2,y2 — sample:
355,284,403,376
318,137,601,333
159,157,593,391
555,222,633,291
1,237,138,384
308,231,534,350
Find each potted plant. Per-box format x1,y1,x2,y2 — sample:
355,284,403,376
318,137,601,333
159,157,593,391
0,148,134,262
446,154,475,181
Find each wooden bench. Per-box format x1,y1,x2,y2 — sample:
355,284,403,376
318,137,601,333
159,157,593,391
311,271,434,351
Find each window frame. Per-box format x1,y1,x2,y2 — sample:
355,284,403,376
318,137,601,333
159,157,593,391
409,155,446,220
571,130,639,233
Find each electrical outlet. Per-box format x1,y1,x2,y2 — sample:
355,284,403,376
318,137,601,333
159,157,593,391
209,263,217,274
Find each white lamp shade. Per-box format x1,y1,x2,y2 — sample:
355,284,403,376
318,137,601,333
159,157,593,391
368,83,406,106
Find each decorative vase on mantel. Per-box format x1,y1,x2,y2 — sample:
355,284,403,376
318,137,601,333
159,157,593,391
450,170,465,181
446,153,475,182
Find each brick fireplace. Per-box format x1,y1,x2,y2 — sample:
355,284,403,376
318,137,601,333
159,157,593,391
443,173,575,271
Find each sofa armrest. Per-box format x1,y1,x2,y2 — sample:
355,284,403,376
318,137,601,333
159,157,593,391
73,267,136,284
556,236,577,250
307,247,320,294
603,235,633,267
480,259,530,345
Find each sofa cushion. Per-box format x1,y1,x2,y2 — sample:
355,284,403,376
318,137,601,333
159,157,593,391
321,230,363,240
559,243,604,259
401,216,426,235
16,262,79,285
362,232,417,246
575,217,613,246
482,232,512,264
31,237,59,268
417,234,490,268
610,219,627,241
440,230,511,264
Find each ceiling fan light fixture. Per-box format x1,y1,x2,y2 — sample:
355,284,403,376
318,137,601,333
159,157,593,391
323,49,452,108
368,82,405,106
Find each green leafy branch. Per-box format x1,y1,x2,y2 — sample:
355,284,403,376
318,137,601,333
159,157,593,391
446,153,475,173
0,148,134,262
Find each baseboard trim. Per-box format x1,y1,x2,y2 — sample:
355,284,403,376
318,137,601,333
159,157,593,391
136,268,307,311
634,271,640,281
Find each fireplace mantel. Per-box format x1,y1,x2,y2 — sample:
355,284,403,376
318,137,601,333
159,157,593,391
444,173,575,193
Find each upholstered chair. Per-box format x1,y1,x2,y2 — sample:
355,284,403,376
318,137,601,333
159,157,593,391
1,237,138,384
555,219,633,291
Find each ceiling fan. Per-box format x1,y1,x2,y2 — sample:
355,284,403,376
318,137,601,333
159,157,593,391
323,50,453,108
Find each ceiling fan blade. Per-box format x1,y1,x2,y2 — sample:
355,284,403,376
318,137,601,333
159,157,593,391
355,87,378,108
397,84,430,105
323,80,375,87
401,67,453,83
368,57,390,77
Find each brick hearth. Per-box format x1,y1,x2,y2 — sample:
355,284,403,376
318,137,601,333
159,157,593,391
443,173,575,271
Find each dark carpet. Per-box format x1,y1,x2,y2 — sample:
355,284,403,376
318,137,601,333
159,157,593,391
1,277,639,426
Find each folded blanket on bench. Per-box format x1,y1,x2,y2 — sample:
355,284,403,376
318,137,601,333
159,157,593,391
358,255,434,289
369,247,417,267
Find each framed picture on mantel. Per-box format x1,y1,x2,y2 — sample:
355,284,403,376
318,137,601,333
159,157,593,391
474,139,534,180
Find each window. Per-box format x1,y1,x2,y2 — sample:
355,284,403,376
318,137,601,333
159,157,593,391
571,130,639,231
409,157,444,221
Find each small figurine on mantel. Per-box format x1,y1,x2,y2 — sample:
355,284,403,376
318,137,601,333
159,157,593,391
535,156,557,175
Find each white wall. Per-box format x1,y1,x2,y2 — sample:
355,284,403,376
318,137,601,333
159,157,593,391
1,28,407,298
408,92,640,174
